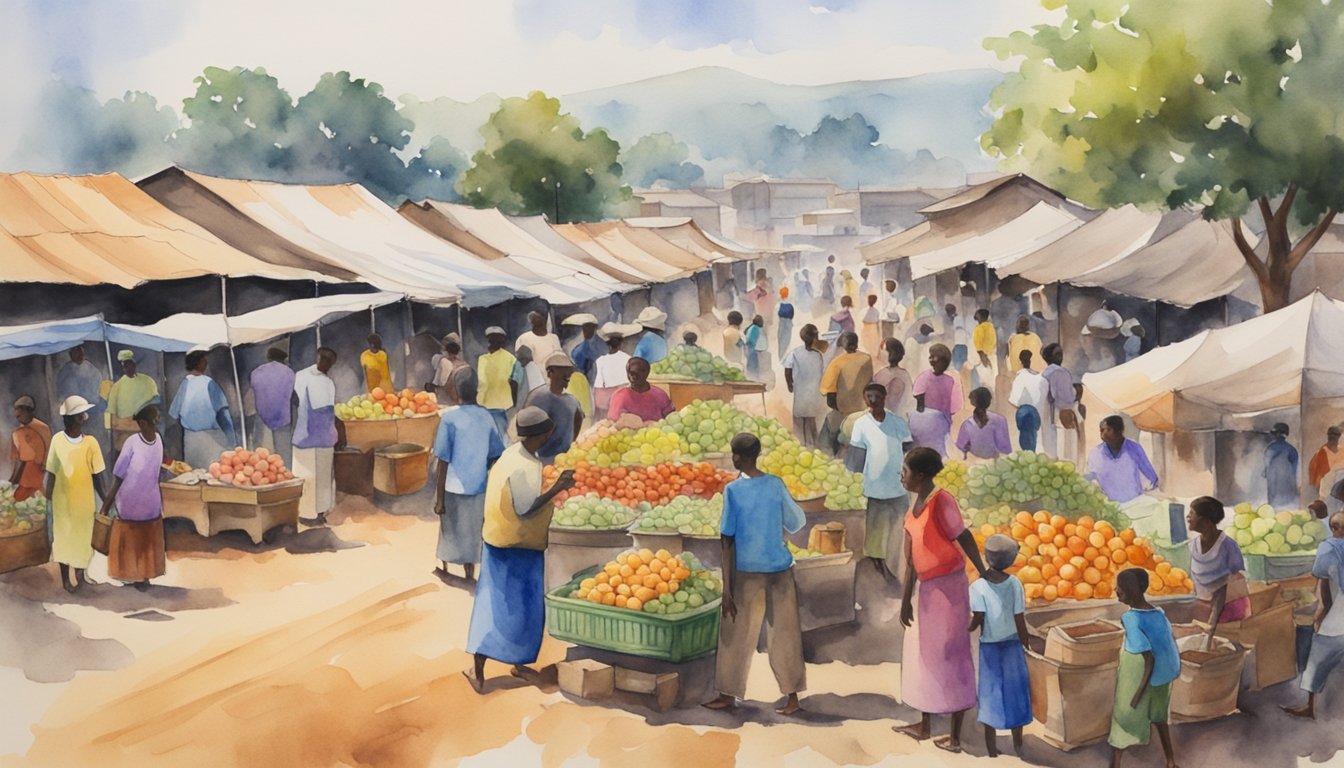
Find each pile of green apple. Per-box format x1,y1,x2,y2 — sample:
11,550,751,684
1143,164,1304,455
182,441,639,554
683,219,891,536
632,494,722,537
650,346,745,383
1230,503,1328,556
938,453,1129,528
0,487,46,535
551,493,646,530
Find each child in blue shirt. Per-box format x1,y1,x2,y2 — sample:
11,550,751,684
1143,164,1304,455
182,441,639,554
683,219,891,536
1111,568,1182,768
968,534,1031,758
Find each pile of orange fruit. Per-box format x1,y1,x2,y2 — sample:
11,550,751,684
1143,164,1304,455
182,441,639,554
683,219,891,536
971,511,1193,603
371,387,438,416
573,548,690,611
544,461,736,509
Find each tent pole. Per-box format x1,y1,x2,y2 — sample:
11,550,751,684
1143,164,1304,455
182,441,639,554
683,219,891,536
229,344,247,451
401,298,413,388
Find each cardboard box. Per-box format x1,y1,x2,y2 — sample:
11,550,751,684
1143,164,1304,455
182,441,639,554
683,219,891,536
1027,650,1119,751
1197,599,1296,690
1042,619,1125,667
557,659,614,700
614,667,679,712
1170,631,1246,722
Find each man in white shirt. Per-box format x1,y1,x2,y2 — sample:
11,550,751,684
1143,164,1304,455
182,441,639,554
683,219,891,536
782,324,827,447
514,311,562,363
1008,349,1050,453
880,279,906,341
592,323,635,420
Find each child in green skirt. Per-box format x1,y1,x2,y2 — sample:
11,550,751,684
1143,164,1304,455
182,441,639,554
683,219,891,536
1110,568,1181,768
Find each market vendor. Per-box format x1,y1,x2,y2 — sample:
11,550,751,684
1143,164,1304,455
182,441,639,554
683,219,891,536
592,322,635,419
703,432,807,715
168,351,237,470
1185,496,1250,647
1085,416,1159,504
522,352,584,464
846,382,913,580
464,406,576,694
633,306,669,364
44,395,107,594
249,347,295,466
360,334,393,394
433,368,505,583
9,396,51,502
293,347,345,526
105,350,159,453
1309,426,1344,506
477,326,521,440
607,357,674,423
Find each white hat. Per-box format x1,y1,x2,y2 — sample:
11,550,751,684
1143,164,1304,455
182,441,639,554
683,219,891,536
484,326,507,337
598,322,640,340
117,349,135,362
543,351,575,369
515,406,554,437
58,395,95,417
635,306,667,331
562,313,598,327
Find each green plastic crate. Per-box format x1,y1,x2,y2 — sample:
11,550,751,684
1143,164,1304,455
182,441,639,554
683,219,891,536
545,572,721,663
1244,552,1315,582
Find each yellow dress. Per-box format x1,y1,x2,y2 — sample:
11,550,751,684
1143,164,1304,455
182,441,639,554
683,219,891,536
566,373,593,417
46,432,106,568
360,349,393,393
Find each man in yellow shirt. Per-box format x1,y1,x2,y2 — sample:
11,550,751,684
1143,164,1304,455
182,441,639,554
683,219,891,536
360,334,394,394
463,406,576,693
1006,314,1043,373
477,326,522,439
105,350,159,452
970,308,998,391
820,331,875,418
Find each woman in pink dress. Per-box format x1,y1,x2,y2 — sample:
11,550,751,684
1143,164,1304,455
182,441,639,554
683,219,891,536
896,447,987,753
97,406,166,590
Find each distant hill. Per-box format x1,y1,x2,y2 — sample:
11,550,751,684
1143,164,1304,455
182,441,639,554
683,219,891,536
401,66,1003,187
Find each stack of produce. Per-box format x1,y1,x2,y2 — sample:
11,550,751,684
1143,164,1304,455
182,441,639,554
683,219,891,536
207,447,294,487
787,540,828,559
568,549,722,614
937,452,1130,530
555,424,688,469
1227,503,1328,555
969,512,1193,603
544,462,736,509
163,459,193,475
335,387,438,420
631,494,722,536
551,493,646,530
650,345,745,383
0,488,45,534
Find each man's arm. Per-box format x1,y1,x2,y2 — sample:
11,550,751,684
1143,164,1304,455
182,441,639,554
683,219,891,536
1133,443,1160,489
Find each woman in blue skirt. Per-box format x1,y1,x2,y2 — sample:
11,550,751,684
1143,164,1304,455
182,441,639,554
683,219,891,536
968,534,1032,758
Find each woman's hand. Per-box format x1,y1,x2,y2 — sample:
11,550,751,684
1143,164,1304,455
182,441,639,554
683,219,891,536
900,600,914,628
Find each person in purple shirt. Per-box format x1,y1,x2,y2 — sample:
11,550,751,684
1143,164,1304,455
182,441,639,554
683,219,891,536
956,388,1013,461
250,347,295,466
1086,416,1159,503
1041,343,1079,462
97,405,166,590
911,344,963,456
292,347,345,526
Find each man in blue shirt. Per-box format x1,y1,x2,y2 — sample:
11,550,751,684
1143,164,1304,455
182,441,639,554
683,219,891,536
168,350,236,469
433,367,505,583
1086,416,1159,503
1264,422,1300,510
632,307,669,364
703,433,807,716
847,382,913,580
563,313,604,383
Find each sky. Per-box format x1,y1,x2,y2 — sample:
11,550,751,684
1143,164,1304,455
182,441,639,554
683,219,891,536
0,0,1055,156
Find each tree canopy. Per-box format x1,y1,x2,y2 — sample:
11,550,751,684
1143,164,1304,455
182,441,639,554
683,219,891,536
982,0,1344,311
459,92,631,222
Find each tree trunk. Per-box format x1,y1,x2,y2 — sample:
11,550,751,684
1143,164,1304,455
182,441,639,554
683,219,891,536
1230,191,1336,314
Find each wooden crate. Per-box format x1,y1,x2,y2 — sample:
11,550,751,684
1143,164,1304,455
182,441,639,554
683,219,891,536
0,526,49,574
373,444,429,496
395,411,443,449
341,418,399,452
200,479,304,544
161,482,208,536
648,378,735,409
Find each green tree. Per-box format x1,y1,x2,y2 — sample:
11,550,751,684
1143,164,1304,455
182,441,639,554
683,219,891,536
459,92,630,222
982,0,1344,312
620,133,704,188
8,81,176,177
405,137,470,202
290,71,415,202
175,66,297,178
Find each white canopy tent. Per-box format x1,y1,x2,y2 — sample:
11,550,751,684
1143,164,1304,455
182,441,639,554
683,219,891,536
906,202,1086,280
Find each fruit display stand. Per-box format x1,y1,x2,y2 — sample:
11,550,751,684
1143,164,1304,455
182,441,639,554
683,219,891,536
728,380,767,411
1244,552,1316,581
372,443,429,496
0,524,49,574
341,418,399,452
648,377,735,410
200,479,304,544
394,411,444,450
545,567,722,663
161,477,210,536
546,527,638,589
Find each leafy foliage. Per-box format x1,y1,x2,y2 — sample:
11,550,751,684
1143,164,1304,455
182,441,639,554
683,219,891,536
620,133,704,189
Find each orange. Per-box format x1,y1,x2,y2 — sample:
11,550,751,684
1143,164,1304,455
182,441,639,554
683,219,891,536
1088,531,1107,549
1024,534,1042,551
1025,584,1045,600
616,583,632,596
614,595,629,609
980,523,997,537
1057,580,1074,597
655,548,673,561
1164,569,1186,587
619,565,634,578
1094,581,1113,599
1037,523,1055,539
603,563,620,576
636,565,651,577
1011,523,1031,540
1111,549,1128,565
659,567,673,581
371,387,386,400
1027,555,1044,568
674,568,690,580
1108,537,1125,552
1069,556,1088,571
635,587,657,603
1040,544,1058,559
1033,511,1051,524
616,553,629,566
1083,567,1102,585
668,580,680,592
1073,583,1094,600
602,592,617,606
1041,563,1058,580
1075,515,1095,528
1054,534,1069,549
643,574,660,589
1121,529,1136,545
626,597,643,612
1156,561,1173,576
1063,523,1078,537
1018,566,1043,584
1125,545,1147,565
655,582,670,594
1015,512,1034,528
1093,556,1111,572
638,548,654,562
1059,564,1080,582
1083,547,1100,562
626,554,643,569
1050,514,1067,530
1042,585,1059,601
1067,537,1087,555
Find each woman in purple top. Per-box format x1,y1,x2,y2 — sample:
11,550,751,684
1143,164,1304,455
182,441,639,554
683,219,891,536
97,405,166,589
911,344,963,457
955,388,1013,461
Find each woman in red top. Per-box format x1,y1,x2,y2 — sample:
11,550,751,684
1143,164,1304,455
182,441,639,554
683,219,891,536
896,447,987,753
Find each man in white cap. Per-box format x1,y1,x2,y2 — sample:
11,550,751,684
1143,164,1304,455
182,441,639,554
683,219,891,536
633,306,669,364
477,326,521,439
592,322,637,419
523,352,584,465
515,311,562,364
561,313,600,416
9,395,51,502
168,350,237,470
464,405,576,693
105,349,159,452
55,346,105,447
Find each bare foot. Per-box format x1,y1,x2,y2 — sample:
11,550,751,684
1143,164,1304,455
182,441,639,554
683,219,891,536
934,736,962,754
63,582,77,594
1281,704,1314,720
461,669,485,694
702,695,736,711
510,665,542,683
776,696,801,715
894,723,931,741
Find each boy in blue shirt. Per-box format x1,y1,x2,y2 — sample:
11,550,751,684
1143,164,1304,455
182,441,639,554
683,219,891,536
1110,568,1181,768
703,432,807,715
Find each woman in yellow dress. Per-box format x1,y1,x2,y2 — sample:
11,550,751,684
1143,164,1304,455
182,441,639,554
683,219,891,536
44,395,107,593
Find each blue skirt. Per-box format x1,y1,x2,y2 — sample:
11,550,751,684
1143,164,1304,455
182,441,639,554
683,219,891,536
467,543,545,664
1015,405,1041,451
977,638,1032,730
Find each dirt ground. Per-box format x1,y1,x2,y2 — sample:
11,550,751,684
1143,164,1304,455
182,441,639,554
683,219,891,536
2,482,1342,768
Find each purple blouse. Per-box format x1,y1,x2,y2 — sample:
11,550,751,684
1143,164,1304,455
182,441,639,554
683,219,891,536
955,412,1013,459
113,434,164,521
